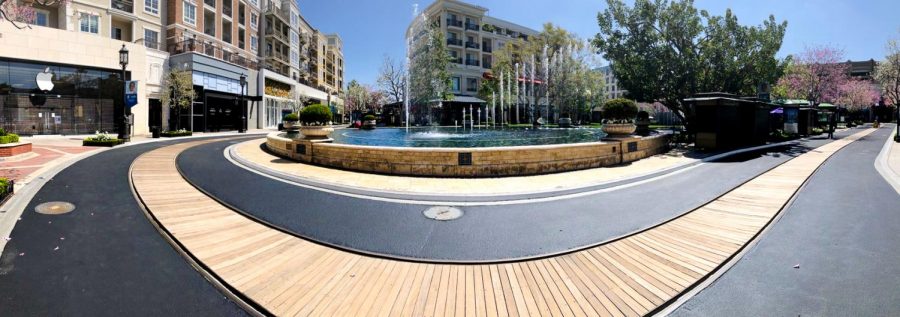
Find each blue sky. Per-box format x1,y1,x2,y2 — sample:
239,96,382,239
299,0,900,87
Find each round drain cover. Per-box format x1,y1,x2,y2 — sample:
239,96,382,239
423,206,463,221
35,202,76,215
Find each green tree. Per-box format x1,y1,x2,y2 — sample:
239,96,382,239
874,35,900,108
159,67,195,130
594,0,787,131
408,20,453,124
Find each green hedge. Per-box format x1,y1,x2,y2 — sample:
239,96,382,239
0,134,20,144
363,114,376,121
0,177,11,196
161,130,193,137
83,138,124,147
602,98,638,122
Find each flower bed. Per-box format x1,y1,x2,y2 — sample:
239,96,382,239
161,130,193,137
83,132,124,147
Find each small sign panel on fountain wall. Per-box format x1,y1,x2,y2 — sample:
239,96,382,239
628,142,638,152
458,152,472,166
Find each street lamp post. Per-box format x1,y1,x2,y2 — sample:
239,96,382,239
239,73,247,133
118,44,130,142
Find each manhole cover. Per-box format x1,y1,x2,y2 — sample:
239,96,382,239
423,206,463,221
35,202,76,215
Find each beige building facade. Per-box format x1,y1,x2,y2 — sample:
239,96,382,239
409,0,538,98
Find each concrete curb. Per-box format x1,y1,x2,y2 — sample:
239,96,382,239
874,124,900,195
0,131,268,254
227,138,810,203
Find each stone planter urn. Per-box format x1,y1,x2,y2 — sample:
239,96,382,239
283,120,299,130
300,126,335,138
602,123,636,136
558,117,573,128
362,120,377,130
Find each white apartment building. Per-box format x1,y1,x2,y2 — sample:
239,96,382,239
598,65,628,100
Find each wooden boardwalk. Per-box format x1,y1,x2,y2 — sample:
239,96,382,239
130,129,874,316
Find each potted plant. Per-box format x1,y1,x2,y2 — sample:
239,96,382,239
83,132,124,147
282,112,300,130
601,98,638,136
558,116,573,128
299,104,334,138
362,114,377,130
635,110,651,136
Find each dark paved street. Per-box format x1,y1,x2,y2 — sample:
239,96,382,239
0,137,250,317
176,131,852,262
672,127,900,316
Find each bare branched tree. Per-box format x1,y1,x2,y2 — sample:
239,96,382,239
376,55,406,103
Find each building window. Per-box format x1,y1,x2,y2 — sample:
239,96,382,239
111,27,123,40
466,78,478,92
34,9,49,26
451,77,460,92
183,1,196,25
144,29,159,49
144,0,159,15
238,3,245,25
79,13,99,34
251,35,258,52
250,13,257,29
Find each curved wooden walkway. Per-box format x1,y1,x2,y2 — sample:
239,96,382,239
130,129,874,316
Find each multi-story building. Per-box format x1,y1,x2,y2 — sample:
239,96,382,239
258,7,343,129
0,0,168,135
164,0,262,132
598,65,628,99
408,0,537,97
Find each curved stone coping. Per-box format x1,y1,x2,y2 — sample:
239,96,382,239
231,136,808,203
266,132,671,178
130,129,874,316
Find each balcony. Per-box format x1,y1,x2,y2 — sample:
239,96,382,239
168,39,259,69
110,0,133,13
204,0,215,8
482,61,492,69
465,59,480,67
447,38,462,46
265,27,289,45
451,57,462,65
223,5,232,18
465,42,480,50
465,23,479,32
446,19,462,28
483,45,492,53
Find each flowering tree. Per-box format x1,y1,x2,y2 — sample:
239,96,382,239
774,46,850,104
874,37,900,107
838,79,880,112
1,0,68,29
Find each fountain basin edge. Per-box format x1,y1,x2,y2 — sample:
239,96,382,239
264,132,671,178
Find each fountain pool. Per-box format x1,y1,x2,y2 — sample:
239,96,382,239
326,127,606,148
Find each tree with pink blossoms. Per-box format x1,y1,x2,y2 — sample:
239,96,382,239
1,0,69,29
837,79,881,112
774,45,850,104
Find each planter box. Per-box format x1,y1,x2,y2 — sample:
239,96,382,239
0,142,32,157
300,126,334,138
161,131,193,137
83,139,125,147
602,123,636,136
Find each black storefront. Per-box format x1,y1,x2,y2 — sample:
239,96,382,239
169,85,246,132
0,59,128,135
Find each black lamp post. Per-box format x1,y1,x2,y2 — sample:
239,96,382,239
239,73,247,133
118,44,130,141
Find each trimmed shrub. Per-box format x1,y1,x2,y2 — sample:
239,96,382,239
161,130,193,137
299,104,332,126
0,134,20,144
283,112,299,122
602,98,638,123
363,114,376,121
83,133,123,147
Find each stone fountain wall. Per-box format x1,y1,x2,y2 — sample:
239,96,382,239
265,132,670,177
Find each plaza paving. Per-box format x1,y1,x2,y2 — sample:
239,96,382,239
0,126,897,316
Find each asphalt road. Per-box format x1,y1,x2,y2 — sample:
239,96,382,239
672,127,900,316
0,137,251,317
176,131,852,262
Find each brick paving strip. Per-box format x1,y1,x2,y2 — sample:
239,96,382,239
131,128,874,316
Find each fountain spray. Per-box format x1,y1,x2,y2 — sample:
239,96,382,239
514,63,520,125
500,71,504,127
530,54,536,125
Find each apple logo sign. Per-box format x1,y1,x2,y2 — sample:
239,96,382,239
36,67,54,92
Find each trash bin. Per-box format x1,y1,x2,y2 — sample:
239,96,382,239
151,126,160,138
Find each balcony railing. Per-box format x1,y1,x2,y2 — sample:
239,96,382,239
483,45,492,53
465,42,480,49
447,38,462,46
465,59,480,67
223,5,232,17
465,23,479,32
482,61,492,69
168,38,258,69
446,19,462,28
451,57,462,64
111,0,133,13
204,0,214,7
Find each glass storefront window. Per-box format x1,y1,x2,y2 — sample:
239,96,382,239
0,59,124,135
